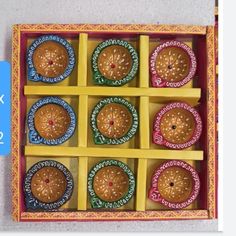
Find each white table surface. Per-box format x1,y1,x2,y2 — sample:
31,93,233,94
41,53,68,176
0,0,217,232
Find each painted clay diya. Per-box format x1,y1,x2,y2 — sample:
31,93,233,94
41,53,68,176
27,35,75,83
28,96,76,145
152,102,202,149
90,97,138,145
92,39,139,86
150,40,197,87
88,159,135,209
24,160,74,210
148,160,200,209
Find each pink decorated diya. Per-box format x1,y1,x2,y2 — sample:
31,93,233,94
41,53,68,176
148,160,200,209
150,41,197,87
152,102,202,149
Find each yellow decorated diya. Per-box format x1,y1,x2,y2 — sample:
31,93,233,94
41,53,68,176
153,102,202,149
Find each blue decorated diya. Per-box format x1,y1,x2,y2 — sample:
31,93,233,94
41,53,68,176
24,160,74,211
27,96,76,145
27,35,75,83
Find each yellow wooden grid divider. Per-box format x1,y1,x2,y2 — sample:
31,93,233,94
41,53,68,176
25,146,203,160
77,33,89,211
136,35,149,211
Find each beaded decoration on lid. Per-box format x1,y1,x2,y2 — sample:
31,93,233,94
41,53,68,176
88,159,135,209
27,35,75,83
148,160,200,209
90,97,138,145
150,40,197,88
92,39,138,86
152,102,202,149
28,97,76,145
24,160,74,210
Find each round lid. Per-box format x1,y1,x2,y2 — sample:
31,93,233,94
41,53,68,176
150,41,197,87
148,160,200,209
27,35,75,83
96,103,133,139
88,159,135,209
91,97,138,145
28,97,76,145
93,165,129,202
24,160,74,210
153,102,202,149
92,39,138,86
34,104,71,140
31,166,67,203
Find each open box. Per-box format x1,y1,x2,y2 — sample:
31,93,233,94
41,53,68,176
11,24,217,221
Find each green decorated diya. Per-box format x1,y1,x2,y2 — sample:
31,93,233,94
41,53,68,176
90,97,138,145
88,159,135,209
91,39,138,86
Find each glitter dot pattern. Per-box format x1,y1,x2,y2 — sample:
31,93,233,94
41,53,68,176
93,166,129,202
96,103,133,139
33,41,69,78
157,166,193,203
31,167,67,203
98,45,132,80
160,108,196,144
156,47,191,82
34,104,71,140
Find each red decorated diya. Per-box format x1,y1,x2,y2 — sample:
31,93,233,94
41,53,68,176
152,102,202,149
150,40,197,87
148,160,200,209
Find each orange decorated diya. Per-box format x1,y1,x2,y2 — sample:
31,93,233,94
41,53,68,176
24,160,74,210
153,102,202,149
150,40,197,87
88,160,135,209
148,160,200,209
92,39,138,86
90,97,138,145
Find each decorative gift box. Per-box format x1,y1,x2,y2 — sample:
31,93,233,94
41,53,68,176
11,24,217,221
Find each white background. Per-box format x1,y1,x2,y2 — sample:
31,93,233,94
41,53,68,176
0,0,225,233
